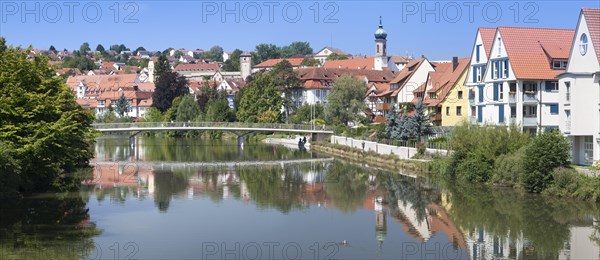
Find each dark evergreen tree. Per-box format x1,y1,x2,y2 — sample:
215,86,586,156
154,55,170,82
152,71,189,113
115,93,130,117
49,45,56,51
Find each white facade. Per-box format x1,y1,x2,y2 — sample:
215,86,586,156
468,29,561,134
394,60,435,104
558,9,600,165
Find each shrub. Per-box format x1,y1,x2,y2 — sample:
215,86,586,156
492,146,526,186
523,130,571,193
416,142,426,155
456,150,493,182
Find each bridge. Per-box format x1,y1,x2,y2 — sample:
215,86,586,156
92,122,334,147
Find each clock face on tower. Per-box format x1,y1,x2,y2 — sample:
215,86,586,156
579,33,588,56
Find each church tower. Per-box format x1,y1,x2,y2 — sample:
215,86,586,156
374,16,389,71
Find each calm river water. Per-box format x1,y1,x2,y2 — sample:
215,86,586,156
1,136,599,259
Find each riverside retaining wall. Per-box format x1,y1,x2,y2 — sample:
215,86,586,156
330,136,447,160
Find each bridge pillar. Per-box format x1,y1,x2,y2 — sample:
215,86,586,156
237,135,245,148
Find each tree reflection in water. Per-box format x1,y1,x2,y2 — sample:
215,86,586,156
0,194,102,259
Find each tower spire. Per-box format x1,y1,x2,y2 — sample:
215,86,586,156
379,16,382,28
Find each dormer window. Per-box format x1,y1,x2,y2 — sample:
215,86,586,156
497,38,502,56
552,60,567,70
429,93,436,99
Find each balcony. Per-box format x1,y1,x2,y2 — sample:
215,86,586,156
523,92,538,103
523,116,537,126
376,103,391,111
508,92,516,103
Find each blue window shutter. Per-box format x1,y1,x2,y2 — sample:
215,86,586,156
550,104,559,114
476,45,481,63
478,106,483,123
498,105,504,123
478,85,484,102
472,67,477,82
493,83,499,101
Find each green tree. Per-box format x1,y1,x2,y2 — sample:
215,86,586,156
221,49,243,71
270,59,301,123
62,56,96,71
325,74,367,126
176,95,201,122
523,130,571,193
280,41,313,58
115,93,130,117
154,54,170,82
204,45,224,62
327,53,349,60
385,104,401,139
79,42,90,55
206,91,233,122
95,44,105,53
0,41,95,192
236,72,283,122
143,107,164,122
152,71,189,113
253,43,281,64
404,100,432,141
290,104,325,124
134,46,146,54
173,50,184,58
49,45,56,51
301,57,321,66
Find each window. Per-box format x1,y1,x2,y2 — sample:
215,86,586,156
545,81,559,92
458,91,463,99
98,100,105,106
524,106,537,117
552,60,567,69
585,136,593,165
549,104,559,115
503,60,509,78
580,33,588,56
456,106,462,116
476,44,481,63
471,106,476,117
524,82,537,94
430,93,436,99
446,107,450,116
565,81,571,101
476,66,483,82
492,61,498,79
499,84,504,100
498,37,502,55
510,106,516,118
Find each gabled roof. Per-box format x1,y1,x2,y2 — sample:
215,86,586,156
315,46,349,56
419,58,470,106
391,55,412,63
296,67,395,83
479,27,497,56
582,8,600,64
67,74,139,92
255,58,304,68
323,57,375,70
389,58,428,95
540,43,571,59
174,63,219,71
498,26,574,79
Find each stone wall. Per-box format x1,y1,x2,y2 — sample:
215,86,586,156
330,136,447,160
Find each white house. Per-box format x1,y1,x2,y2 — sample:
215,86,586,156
467,26,574,134
313,47,351,65
558,8,600,166
466,27,496,123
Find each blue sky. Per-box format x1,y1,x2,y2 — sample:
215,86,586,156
1,1,598,60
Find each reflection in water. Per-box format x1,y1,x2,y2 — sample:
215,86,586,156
0,195,102,259
438,180,600,259
4,136,599,259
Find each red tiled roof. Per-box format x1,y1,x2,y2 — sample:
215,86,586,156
296,67,395,86
479,27,497,56
499,26,575,80
323,57,375,70
174,63,219,71
582,8,600,64
422,58,470,106
255,58,304,68
541,43,570,59
391,56,411,63
67,74,139,92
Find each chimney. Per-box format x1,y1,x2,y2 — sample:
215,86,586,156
452,57,458,71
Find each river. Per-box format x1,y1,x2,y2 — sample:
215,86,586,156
1,136,599,259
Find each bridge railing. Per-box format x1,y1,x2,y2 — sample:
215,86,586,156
91,122,334,132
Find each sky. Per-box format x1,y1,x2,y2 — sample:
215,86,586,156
1,1,598,60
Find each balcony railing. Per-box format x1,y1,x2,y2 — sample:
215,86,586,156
376,103,391,111
431,113,442,121
523,93,538,103
508,93,516,103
